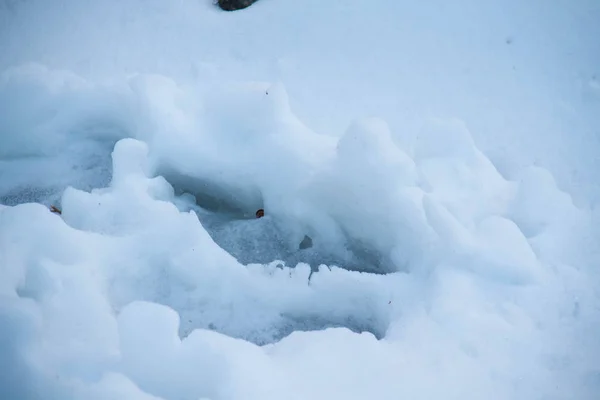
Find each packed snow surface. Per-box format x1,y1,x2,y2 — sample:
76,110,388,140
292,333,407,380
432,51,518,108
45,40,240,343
1,0,600,399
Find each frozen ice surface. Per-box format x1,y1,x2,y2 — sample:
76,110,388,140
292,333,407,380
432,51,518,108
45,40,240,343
1,1,600,400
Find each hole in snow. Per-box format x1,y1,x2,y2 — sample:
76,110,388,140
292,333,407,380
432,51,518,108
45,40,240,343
163,168,395,275
153,171,395,344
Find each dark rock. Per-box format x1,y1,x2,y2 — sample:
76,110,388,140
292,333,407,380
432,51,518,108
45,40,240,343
298,235,313,250
217,0,259,11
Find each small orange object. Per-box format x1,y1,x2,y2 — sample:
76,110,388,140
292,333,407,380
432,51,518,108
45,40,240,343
255,208,264,218
50,205,62,215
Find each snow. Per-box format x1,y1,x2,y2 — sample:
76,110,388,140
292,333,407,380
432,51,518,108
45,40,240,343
1,0,600,399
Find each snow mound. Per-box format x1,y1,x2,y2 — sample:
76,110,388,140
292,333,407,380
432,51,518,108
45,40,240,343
2,109,596,399
1,0,600,399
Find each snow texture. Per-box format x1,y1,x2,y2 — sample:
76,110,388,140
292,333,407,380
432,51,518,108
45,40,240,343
1,0,600,400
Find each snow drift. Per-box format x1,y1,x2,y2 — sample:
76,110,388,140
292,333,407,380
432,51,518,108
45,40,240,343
1,0,599,400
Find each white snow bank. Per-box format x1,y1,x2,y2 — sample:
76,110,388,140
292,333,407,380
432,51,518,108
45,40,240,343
1,0,600,399
2,124,598,399
0,63,598,400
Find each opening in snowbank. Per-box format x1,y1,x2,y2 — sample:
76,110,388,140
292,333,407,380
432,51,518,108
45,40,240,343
131,77,412,274
47,138,394,345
